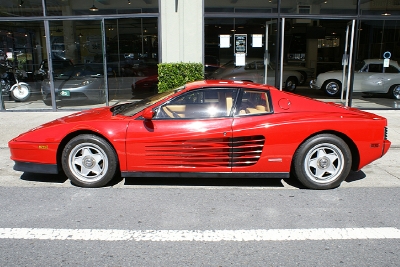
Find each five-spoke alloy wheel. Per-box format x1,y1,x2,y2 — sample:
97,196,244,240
62,134,118,187
293,134,352,189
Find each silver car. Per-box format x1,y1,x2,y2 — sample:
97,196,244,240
41,64,106,105
310,58,400,99
209,59,302,92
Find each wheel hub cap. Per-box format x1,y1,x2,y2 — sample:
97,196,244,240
83,156,96,168
318,157,330,169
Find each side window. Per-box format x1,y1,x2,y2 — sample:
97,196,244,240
385,65,400,74
155,88,237,119
367,64,383,73
236,90,271,115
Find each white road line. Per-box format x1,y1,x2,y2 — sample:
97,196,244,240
0,227,399,242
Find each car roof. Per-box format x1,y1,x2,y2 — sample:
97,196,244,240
363,58,399,64
184,80,276,90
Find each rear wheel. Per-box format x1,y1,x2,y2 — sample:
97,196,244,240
293,134,352,190
284,77,298,92
322,79,341,97
388,85,400,100
62,134,118,188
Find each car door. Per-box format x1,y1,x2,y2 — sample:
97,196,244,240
230,89,283,174
125,88,237,173
354,63,384,93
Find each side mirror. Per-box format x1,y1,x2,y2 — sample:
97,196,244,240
142,107,155,120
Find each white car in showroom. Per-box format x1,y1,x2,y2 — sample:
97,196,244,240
310,58,400,99
209,59,302,92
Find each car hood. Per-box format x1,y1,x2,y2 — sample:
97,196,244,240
211,66,242,77
9,107,124,143
317,70,342,77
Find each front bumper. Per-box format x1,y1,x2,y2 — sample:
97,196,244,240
13,161,59,174
310,79,321,89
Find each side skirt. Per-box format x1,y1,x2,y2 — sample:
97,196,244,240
122,172,290,179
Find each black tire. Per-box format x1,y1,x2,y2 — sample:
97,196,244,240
97,90,107,104
293,134,352,190
11,83,31,102
388,85,400,100
284,77,298,92
322,79,341,97
43,99,52,106
62,134,118,188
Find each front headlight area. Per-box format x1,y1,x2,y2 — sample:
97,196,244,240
80,80,93,86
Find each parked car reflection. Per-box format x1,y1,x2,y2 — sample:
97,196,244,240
208,59,301,92
310,59,400,99
41,64,105,105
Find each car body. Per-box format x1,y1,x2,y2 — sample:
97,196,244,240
208,59,302,92
34,58,74,81
310,59,400,99
9,80,390,189
132,74,158,96
204,55,221,78
283,63,315,85
41,64,106,105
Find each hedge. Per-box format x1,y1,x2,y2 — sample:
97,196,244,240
157,62,204,93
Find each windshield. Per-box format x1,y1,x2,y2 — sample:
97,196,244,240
113,89,179,116
354,60,366,72
57,65,100,79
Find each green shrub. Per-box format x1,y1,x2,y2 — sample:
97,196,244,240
157,62,204,93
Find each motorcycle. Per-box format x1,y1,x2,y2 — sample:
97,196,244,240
0,62,31,102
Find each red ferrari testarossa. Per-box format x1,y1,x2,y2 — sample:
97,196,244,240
9,80,391,189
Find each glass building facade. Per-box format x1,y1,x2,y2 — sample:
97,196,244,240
0,0,399,111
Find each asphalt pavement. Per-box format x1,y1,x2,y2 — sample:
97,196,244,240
0,109,399,188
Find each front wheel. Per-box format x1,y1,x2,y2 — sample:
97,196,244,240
284,77,298,92
62,134,118,188
322,79,341,97
388,85,400,100
293,134,352,190
10,83,31,102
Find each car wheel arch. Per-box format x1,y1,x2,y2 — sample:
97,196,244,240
56,130,120,173
291,130,360,173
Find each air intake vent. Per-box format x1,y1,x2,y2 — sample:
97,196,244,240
231,135,265,167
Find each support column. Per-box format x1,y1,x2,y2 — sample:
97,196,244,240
160,0,203,63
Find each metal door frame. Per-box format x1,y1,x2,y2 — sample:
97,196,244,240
341,20,356,107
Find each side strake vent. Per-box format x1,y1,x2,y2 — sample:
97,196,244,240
231,135,265,167
145,135,265,168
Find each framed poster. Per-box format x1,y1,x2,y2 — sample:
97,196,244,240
219,35,231,48
234,34,247,54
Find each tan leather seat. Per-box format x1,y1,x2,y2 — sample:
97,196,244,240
226,96,233,115
246,107,265,114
